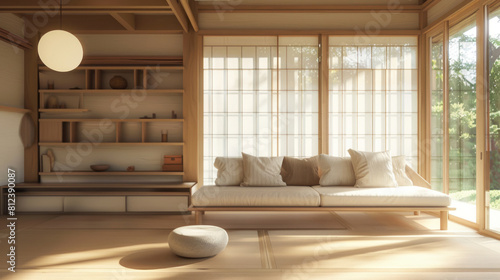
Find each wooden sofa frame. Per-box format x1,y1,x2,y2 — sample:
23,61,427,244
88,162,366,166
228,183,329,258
188,166,456,230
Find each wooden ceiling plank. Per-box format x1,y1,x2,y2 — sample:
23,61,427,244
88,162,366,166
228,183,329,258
0,0,170,13
166,0,189,32
0,0,167,9
180,0,198,32
197,4,423,13
32,14,183,34
135,14,183,32
110,12,136,31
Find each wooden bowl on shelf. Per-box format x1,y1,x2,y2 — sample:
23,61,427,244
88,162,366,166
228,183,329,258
90,164,110,172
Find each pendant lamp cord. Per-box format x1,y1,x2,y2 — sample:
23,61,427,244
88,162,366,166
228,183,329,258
59,0,62,30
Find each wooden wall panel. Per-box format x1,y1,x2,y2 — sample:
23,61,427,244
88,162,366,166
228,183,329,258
24,35,38,182
199,12,419,30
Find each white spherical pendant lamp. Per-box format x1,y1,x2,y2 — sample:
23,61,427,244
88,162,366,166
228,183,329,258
38,30,83,72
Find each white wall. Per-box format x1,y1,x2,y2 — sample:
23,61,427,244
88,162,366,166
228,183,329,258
0,14,25,185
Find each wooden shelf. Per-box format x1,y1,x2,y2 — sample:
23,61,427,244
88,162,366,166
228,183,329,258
39,142,184,146
4,182,195,189
39,66,184,71
0,105,30,114
39,118,184,123
39,109,89,113
39,171,184,176
39,89,184,94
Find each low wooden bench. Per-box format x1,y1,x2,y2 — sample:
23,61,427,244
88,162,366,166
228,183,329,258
188,205,455,230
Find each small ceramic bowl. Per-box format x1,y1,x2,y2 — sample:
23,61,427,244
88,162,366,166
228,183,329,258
90,164,110,172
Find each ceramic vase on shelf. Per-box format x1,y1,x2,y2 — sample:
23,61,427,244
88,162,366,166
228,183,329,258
109,75,127,89
46,95,58,108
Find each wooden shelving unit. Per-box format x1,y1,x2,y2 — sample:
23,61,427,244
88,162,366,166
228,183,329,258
38,61,186,183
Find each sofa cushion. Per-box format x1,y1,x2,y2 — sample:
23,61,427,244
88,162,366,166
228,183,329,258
281,156,320,186
348,149,398,188
241,153,286,187
392,156,413,186
318,154,356,186
214,157,243,186
313,186,451,207
192,186,321,207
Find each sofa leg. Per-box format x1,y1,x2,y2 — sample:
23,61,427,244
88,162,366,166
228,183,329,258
195,211,203,225
414,211,420,216
440,211,448,230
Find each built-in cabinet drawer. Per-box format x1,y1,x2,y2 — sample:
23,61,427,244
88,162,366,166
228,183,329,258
17,196,64,212
127,196,188,212
64,196,126,212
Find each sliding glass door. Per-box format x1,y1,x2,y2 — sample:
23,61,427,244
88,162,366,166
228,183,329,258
488,6,500,233
448,15,477,222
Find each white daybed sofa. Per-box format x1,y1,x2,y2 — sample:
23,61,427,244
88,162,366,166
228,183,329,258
189,152,454,230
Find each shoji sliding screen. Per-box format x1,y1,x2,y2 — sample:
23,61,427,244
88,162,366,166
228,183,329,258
328,36,419,167
203,36,319,185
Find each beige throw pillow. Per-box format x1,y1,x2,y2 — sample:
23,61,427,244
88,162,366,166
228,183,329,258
241,153,286,187
280,156,320,186
392,156,414,186
318,154,356,186
214,157,243,186
347,149,398,188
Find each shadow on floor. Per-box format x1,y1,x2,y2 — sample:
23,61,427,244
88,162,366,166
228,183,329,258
119,247,207,270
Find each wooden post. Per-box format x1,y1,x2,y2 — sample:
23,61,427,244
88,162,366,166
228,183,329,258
318,34,329,155
24,34,39,182
195,210,202,225
440,211,449,230
183,31,200,182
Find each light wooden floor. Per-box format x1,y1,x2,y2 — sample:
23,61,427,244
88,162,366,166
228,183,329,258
1,211,500,280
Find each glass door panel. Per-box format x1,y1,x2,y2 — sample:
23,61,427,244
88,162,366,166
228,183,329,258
430,33,444,192
448,15,477,222
488,7,500,233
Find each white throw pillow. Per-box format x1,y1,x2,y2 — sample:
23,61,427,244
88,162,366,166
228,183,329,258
347,149,398,188
214,157,244,186
392,156,414,186
241,153,286,187
318,154,356,186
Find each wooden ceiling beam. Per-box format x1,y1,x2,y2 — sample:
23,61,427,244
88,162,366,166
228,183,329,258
32,15,182,34
181,0,198,32
166,0,189,32
197,4,423,13
421,0,442,12
110,13,136,31
0,0,170,13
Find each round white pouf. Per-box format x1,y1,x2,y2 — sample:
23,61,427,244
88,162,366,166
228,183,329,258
168,225,228,258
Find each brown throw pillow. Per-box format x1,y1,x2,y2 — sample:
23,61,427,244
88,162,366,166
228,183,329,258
280,156,320,186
